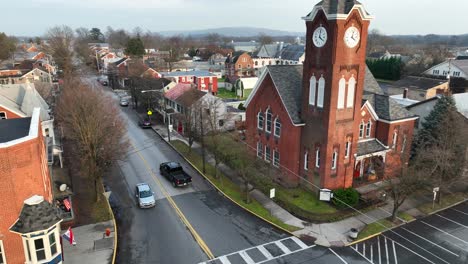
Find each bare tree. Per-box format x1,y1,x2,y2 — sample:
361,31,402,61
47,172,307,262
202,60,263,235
56,79,129,202
258,33,273,45
44,25,75,76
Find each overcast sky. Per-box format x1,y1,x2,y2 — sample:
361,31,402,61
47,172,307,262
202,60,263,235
2,0,467,36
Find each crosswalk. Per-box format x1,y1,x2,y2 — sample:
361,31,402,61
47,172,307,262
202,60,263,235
199,236,315,264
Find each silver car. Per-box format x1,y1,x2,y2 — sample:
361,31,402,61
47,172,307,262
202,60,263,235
135,183,156,208
120,99,129,107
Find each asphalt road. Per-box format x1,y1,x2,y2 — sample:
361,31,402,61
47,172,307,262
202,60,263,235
102,88,290,264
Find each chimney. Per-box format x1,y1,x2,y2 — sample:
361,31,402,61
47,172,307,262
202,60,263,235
403,88,408,99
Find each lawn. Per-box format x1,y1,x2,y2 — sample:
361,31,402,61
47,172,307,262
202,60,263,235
417,192,467,214
276,186,337,214
357,219,394,240
171,140,301,232
216,88,251,100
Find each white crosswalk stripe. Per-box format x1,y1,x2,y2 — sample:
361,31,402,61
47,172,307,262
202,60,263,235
198,236,315,264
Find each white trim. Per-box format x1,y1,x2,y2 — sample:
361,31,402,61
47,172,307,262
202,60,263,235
361,100,419,124
361,101,379,121
331,150,338,170
0,103,27,118
304,151,309,170
0,107,40,149
274,117,281,137
378,117,419,124
315,148,320,168
302,4,374,22
245,68,306,127
0,240,6,264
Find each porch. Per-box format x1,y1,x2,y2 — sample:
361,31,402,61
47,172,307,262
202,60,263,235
353,139,390,187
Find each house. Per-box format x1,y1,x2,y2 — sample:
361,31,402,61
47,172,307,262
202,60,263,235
385,76,449,101
244,0,418,190
225,52,255,83
13,51,46,62
253,44,305,76
367,50,411,63
0,68,51,85
141,68,162,79
278,44,305,65
423,58,468,79
209,53,227,66
108,57,130,87
160,70,218,94
0,108,55,264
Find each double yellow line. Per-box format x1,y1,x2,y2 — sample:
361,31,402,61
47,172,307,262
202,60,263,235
131,141,215,259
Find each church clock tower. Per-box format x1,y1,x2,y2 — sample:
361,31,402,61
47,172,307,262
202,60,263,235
300,0,373,189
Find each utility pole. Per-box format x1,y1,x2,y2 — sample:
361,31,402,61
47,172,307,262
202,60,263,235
200,109,206,173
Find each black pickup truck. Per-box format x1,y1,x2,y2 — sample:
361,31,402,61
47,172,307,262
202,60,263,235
159,162,192,187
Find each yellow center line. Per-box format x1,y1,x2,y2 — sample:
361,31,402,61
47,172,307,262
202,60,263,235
130,141,215,259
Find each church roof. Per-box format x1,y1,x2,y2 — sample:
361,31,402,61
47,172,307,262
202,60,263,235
357,139,388,157
362,93,417,121
315,0,362,15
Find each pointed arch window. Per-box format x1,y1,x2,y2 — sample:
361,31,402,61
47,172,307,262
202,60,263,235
315,148,321,168
359,121,365,139
401,134,407,153
337,76,346,109
257,111,264,130
331,150,338,170
309,75,317,106
265,108,272,133
347,76,356,108
304,151,309,171
274,118,281,137
392,131,398,149
345,140,351,158
317,75,325,108
366,120,372,138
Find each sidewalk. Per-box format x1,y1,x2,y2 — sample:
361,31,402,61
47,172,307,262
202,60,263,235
146,115,429,247
62,221,115,264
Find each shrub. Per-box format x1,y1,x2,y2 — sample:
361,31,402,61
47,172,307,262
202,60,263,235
238,103,246,110
332,188,360,209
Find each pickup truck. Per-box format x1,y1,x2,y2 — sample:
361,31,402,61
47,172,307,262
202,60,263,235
159,162,192,187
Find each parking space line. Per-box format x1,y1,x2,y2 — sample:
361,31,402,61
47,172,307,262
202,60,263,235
436,214,468,228
219,256,231,264
363,243,366,257
239,251,255,264
370,243,373,262
384,236,389,264
450,208,468,216
421,220,468,244
258,245,274,260
400,227,459,257
392,241,398,264
350,245,373,263
377,236,382,264
329,248,348,264
382,235,439,264
275,241,291,254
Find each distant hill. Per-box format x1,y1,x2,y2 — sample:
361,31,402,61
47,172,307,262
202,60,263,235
158,27,304,37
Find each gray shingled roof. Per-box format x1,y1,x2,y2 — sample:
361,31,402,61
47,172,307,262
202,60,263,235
357,139,388,156
391,76,447,91
279,45,305,61
316,0,362,15
363,93,417,121
10,200,62,234
363,66,384,95
0,117,31,143
256,44,283,58
267,65,303,124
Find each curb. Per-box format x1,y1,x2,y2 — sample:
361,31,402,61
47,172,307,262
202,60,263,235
102,184,118,264
347,232,382,246
151,127,298,238
422,197,468,216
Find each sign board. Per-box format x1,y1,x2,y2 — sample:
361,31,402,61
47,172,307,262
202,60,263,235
269,188,276,199
433,187,439,192
319,189,333,202
147,110,153,116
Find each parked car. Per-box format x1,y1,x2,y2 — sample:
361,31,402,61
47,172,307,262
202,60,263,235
135,183,156,208
120,99,129,107
159,162,192,187
139,119,152,128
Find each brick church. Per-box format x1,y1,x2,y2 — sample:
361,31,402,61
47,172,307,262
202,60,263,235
244,0,418,190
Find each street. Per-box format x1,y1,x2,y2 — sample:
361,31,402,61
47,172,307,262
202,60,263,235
104,90,291,263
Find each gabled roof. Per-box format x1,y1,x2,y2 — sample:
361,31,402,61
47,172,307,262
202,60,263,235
161,70,216,77
112,57,129,67
357,139,388,157
164,83,193,101
390,76,447,91
175,89,206,108
0,83,50,121
362,93,417,121
363,66,384,95
279,44,305,61
316,0,362,15
10,196,62,234
451,59,468,75
255,43,284,58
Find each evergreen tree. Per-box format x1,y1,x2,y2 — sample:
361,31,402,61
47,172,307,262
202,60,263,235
125,37,145,57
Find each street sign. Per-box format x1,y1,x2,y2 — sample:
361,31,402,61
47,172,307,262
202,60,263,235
147,110,153,116
270,188,276,199
433,187,440,193
319,189,333,202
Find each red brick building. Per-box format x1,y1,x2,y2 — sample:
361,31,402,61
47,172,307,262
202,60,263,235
225,52,255,82
0,108,53,264
245,0,418,190
161,71,219,94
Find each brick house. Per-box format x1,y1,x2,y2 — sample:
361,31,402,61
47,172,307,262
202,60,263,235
244,0,418,190
225,52,255,82
0,108,54,264
160,70,218,94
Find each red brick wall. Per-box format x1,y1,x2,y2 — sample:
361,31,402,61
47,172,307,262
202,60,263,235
0,106,23,119
246,75,302,183
0,123,52,264
196,77,218,94
382,120,416,177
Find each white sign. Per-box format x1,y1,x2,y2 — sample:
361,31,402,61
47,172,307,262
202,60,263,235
319,189,333,202
270,188,276,199
433,187,440,192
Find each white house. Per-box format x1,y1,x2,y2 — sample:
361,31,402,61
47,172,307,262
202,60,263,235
423,59,468,79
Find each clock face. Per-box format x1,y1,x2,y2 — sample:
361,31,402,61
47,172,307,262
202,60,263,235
344,26,360,48
312,26,327,48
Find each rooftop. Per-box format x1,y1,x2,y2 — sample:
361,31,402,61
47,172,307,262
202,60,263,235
357,139,388,157
10,196,62,234
161,70,216,77
0,117,32,143
390,76,447,91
